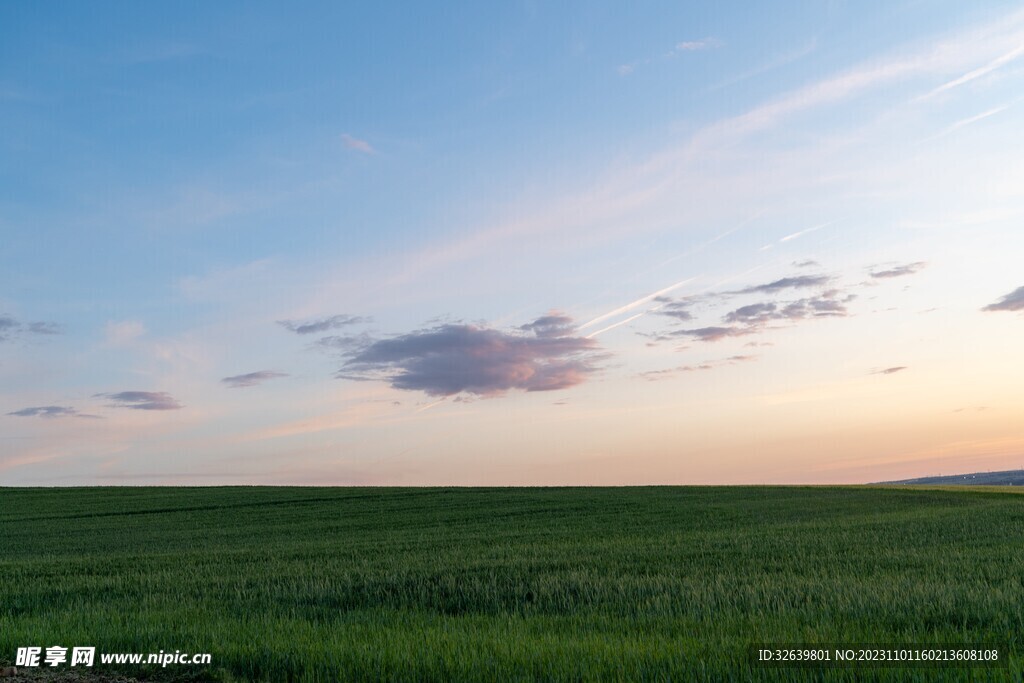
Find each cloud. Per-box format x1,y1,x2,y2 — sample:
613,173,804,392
724,302,778,324
618,37,720,77
581,276,700,331
221,371,289,388
779,221,830,243
97,391,182,410
671,290,854,343
7,406,100,419
0,315,16,341
793,260,820,268
927,104,1011,141
775,291,854,319
341,134,375,154
653,297,694,321
874,366,907,375
925,44,1024,98
983,286,1024,312
693,10,1024,147
340,317,605,397
27,321,62,335
671,326,757,342
519,314,576,338
104,320,145,346
278,314,371,335
736,275,831,294
869,262,928,278
676,38,721,51
0,316,63,341
315,332,376,353
641,354,756,380
725,292,854,325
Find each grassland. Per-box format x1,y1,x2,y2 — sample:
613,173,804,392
1,486,1022,681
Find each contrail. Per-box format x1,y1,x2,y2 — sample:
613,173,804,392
926,44,1024,98
779,221,833,243
415,399,446,413
579,277,697,331
585,312,647,339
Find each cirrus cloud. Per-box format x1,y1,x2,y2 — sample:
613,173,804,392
96,391,182,410
277,314,371,335
7,405,101,419
221,371,288,388
869,262,928,278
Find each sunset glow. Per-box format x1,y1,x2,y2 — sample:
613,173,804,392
3,2,1023,485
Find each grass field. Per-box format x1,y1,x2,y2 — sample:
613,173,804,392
1,486,1022,681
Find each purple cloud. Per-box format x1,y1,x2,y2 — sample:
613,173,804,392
870,262,927,279
724,302,778,324
0,315,62,341
736,275,830,294
518,314,576,338
221,371,288,388
7,405,100,419
97,391,182,410
28,321,62,335
341,317,605,397
278,314,371,335
672,326,757,342
983,286,1024,313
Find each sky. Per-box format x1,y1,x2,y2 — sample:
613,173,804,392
2,1,1023,486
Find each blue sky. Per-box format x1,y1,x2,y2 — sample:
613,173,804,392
3,1,1024,485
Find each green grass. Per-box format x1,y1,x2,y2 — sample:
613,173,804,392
1,486,1022,681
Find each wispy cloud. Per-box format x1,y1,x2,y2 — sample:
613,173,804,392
618,37,721,76
982,286,1024,312
873,366,907,375
710,38,818,91
925,44,1024,98
104,320,146,346
869,262,928,278
97,391,182,410
724,302,779,324
641,354,756,380
27,321,62,335
656,282,855,344
278,314,371,335
221,371,289,388
926,105,1010,141
735,275,831,294
7,406,101,419
315,332,376,354
0,315,63,341
580,278,697,332
779,221,832,243
695,10,1024,146
653,296,694,321
340,317,605,397
341,133,375,154
676,37,721,52
672,326,757,342
0,315,16,341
